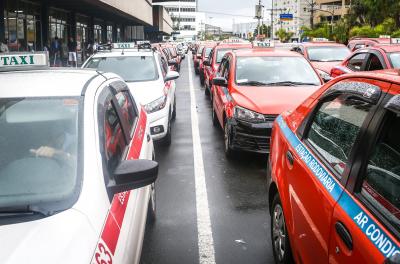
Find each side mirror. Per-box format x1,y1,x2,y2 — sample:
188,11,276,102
318,72,333,83
197,54,202,59
203,60,210,66
165,71,180,82
107,159,158,196
212,76,228,87
192,50,196,55
168,59,178,66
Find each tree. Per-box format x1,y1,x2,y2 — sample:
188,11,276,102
253,24,271,39
276,28,294,42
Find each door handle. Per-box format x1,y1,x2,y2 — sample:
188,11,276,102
286,150,294,166
335,222,353,250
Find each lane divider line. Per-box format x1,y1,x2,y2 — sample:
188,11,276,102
188,58,216,264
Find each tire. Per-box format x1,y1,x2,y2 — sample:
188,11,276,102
171,95,177,121
211,99,218,127
204,82,210,96
271,194,294,264
163,113,172,146
200,71,205,86
147,183,156,224
224,122,235,158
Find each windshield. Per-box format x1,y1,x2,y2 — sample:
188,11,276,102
216,49,231,63
0,97,81,212
236,56,321,86
84,56,158,82
389,52,400,68
307,46,350,62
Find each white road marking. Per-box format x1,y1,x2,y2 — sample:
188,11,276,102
188,58,216,264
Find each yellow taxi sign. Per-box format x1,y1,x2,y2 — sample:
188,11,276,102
0,52,49,70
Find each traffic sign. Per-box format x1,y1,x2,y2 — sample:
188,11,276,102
280,13,293,21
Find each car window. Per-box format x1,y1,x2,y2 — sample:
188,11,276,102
347,53,367,71
388,52,400,68
306,46,350,62
306,96,373,176
84,56,158,82
102,98,126,175
216,49,232,63
0,97,81,211
115,91,137,135
204,47,213,58
361,112,400,230
366,53,384,71
160,57,169,77
223,58,230,80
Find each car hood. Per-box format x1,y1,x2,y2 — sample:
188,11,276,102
127,80,164,106
0,209,96,264
232,85,321,115
310,61,341,73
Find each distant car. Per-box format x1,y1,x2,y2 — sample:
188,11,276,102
348,37,391,52
203,41,253,97
268,69,400,264
210,48,322,156
83,42,179,145
291,42,350,81
194,45,205,74
331,45,400,78
199,44,216,86
0,52,158,264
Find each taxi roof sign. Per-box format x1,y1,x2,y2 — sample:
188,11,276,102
0,52,49,72
311,37,330,42
391,38,400,44
253,40,274,48
112,42,136,49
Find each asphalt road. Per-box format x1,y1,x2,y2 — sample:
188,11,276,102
140,56,274,264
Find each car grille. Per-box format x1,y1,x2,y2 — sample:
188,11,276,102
264,114,278,122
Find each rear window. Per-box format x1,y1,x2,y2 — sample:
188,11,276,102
307,46,350,62
84,56,158,82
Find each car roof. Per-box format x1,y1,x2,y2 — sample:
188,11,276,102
376,45,400,53
90,50,154,58
349,38,391,44
215,43,253,49
233,48,302,57
337,69,400,86
0,69,111,98
300,42,347,47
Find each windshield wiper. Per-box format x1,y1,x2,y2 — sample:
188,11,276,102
265,81,319,86
0,205,51,217
238,81,268,86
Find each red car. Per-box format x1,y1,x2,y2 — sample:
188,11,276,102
210,48,322,156
194,45,205,74
331,45,400,78
291,42,350,81
348,37,391,52
268,69,400,263
199,43,216,86
203,42,252,96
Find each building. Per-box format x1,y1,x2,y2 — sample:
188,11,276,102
155,0,197,41
145,6,173,42
272,0,311,40
233,22,259,39
314,0,351,24
0,0,172,63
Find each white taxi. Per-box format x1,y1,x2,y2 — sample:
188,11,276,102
82,42,179,145
0,52,157,264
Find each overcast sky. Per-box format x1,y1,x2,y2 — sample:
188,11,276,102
197,0,272,30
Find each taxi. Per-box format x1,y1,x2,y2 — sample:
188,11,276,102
210,44,323,156
203,40,252,96
199,43,216,86
83,42,179,145
331,43,400,77
0,52,158,264
194,44,205,74
348,37,391,52
291,40,350,81
268,69,400,263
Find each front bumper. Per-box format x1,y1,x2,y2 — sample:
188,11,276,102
147,107,170,141
227,117,276,154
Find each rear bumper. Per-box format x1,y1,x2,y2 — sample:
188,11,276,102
227,118,274,154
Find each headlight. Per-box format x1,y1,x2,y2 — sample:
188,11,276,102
144,96,167,114
317,69,332,81
234,106,265,123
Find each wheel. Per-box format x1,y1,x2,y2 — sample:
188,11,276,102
200,71,205,86
224,122,235,158
211,99,218,127
147,183,156,224
171,95,176,121
271,194,293,264
204,81,210,96
195,67,199,75
163,113,172,146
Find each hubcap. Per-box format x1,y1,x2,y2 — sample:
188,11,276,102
272,204,286,261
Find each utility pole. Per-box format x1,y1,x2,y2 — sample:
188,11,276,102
255,0,263,37
271,0,273,39
305,0,318,29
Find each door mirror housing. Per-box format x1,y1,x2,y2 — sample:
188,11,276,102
212,76,228,87
203,60,211,66
165,71,180,82
168,59,178,66
197,54,202,59
107,159,158,196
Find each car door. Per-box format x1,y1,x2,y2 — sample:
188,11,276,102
284,78,389,263
329,83,400,263
93,81,148,264
205,48,214,86
213,56,229,125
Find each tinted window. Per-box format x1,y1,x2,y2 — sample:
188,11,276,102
103,100,126,174
389,52,400,68
307,96,373,175
366,54,384,71
348,53,367,71
0,98,81,210
307,46,350,61
362,113,400,229
235,56,321,86
85,56,158,82
115,91,137,133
